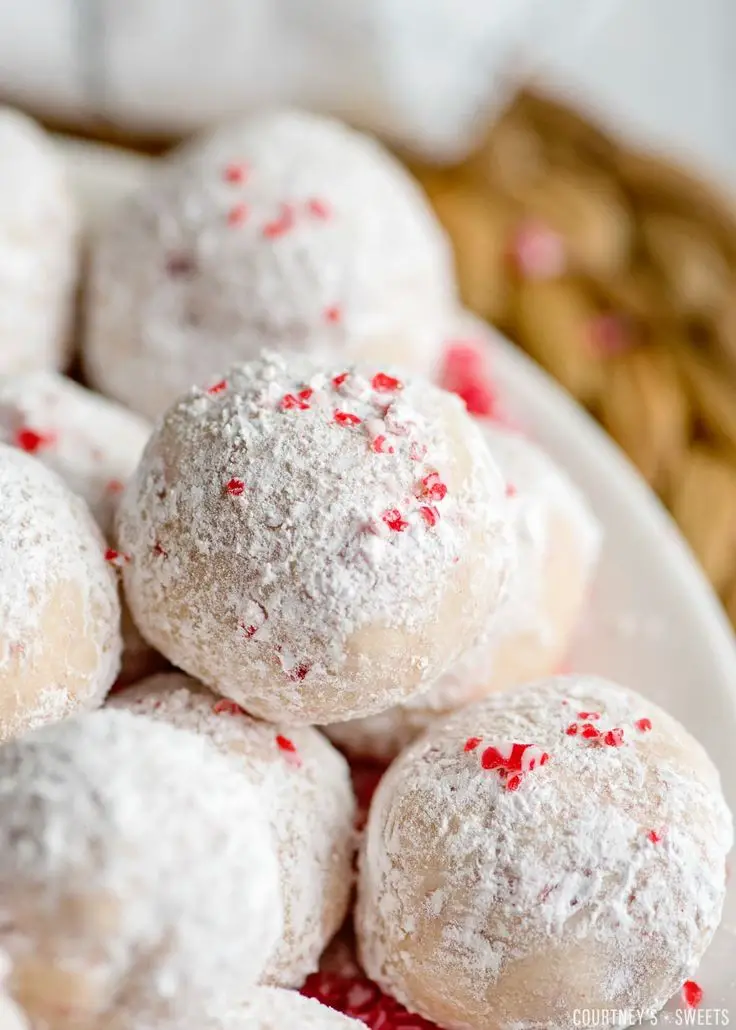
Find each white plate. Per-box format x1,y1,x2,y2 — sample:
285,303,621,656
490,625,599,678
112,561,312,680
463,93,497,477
59,135,736,1024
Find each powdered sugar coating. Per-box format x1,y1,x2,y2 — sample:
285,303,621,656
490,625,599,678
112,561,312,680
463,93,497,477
357,676,733,1030
117,352,515,724
0,444,121,741
0,951,28,1030
0,709,283,1030
0,372,163,689
0,372,151,536
85,109,456,419
203,988,365,1030
326,424,601,761
111,672,356,988
0,107,78,374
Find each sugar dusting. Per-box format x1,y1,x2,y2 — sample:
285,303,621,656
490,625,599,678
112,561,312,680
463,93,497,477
0,709,282,1027
325,423,601,761
0,372,151,535
86,109,456,419
0,445,121,739
111,673,356,988
205,986,365,1029
117,352,514,724
357,676,733,1030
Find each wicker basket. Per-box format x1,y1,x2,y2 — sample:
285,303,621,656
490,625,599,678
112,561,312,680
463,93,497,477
411,90,736,631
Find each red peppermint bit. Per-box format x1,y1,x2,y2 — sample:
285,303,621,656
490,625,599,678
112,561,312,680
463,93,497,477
566,723,579,736
371,373,403,393
286,662,310,682
207,379,228,395
263,203,295,239
225,478,245,497
332,372,349,388
307,197,331,219
648,829,664,844
371,435,395,455
227,203,249,227
588,313,633,357
538,883,556,903
464,737,482,752
223,162,249,184
682,981,703,1009
480,742,549,790
302,972,438,1030
441,341,485,380
460,381,498,417
505,483,517,498
152,540,168,558
276,734,297,754
104,548,130,567
324,305,342,324
419,472,448,503
603,728,625,747
577,712,601,721
334,411,362,427
281,392,311,411
481,747,503,770
14,427,55,454
440,343,500,417
165,252,197,277
106,479,124,494
409,442,427,462
635,718,652,733
213,699,246,716
419,505,439,528
580,723,601,740
382,509,409,533
510,219,567,280
297,388,313,403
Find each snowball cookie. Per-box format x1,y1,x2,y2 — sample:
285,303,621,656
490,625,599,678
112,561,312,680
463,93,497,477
356,676,734,1030
111,672,356,987
0,108,78,375
0,445,121,741
203,988,364,1030
0,373,161,688
326,424,601,761
0,709,283,1030
85,109,456,419
0,371,151,536
117,352,515,724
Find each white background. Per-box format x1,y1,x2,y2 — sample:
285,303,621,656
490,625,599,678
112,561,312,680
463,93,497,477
539,0,736,192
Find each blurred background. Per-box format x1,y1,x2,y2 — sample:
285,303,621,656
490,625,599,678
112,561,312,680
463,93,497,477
3,0,736,626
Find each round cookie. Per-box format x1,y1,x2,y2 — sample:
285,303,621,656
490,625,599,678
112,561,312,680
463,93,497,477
0,709,282,1030
326,423,601,761
356,676,733,1030
0,444,121,741
0,372,162,687
85,109,456,419
111,673,356,987
0,107,78,374
203,988,365,1030
0,371,151,535
116,352,515,724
